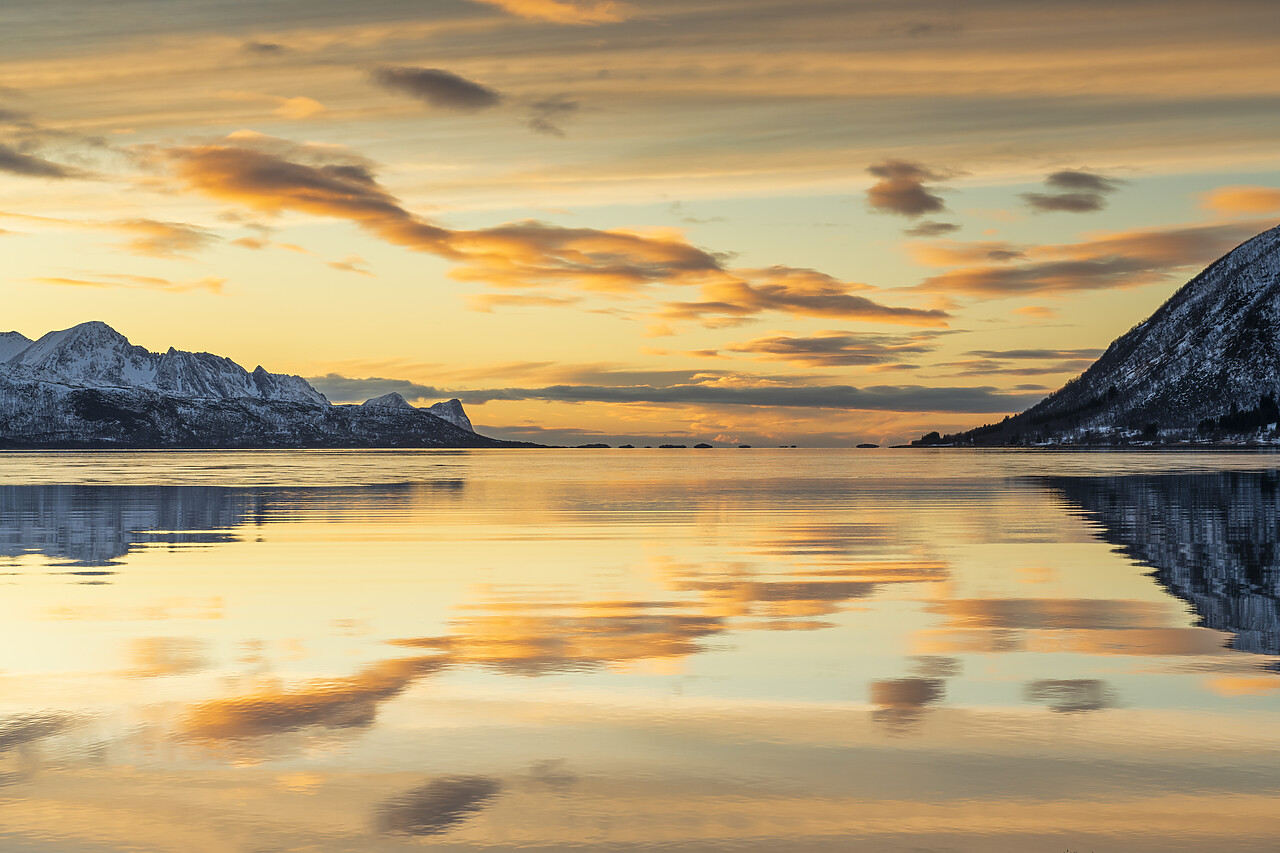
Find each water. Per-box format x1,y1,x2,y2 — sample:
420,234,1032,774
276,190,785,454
1,448,1279,852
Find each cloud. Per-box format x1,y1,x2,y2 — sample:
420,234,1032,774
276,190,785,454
915,219,1273,299
964,348,1104,359
274,96,327,120
376,776,501,836
307,373,444,404
1022,169,1124,213
160,139,947,323
242,41,287,55
941,358,1096,377
725,331,940,367
466,292,580,312
216,91,328,120
911,241,1027,267
34,273,224,293
661,266,951,328
468,0,632,25
880,20,963,38
371,66,503,112
865,160,951,218
1201,185,1280,215
440,381,1042,413
526,94,578,136
327,255,372,276
904,220,960,237
0,142,80,179
112,218,219,258
1014,305,1057,320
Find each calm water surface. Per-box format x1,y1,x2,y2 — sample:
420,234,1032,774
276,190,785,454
2,448,1279,852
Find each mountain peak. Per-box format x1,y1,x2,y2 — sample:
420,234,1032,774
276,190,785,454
1,321,328,406
362,392,415,410
0,331,33,363
428,398,474,432
938,222,1280,445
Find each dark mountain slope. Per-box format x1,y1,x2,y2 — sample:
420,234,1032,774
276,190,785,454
932,223,1280,445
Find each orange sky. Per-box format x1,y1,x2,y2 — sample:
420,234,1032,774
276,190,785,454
3,0,1279,445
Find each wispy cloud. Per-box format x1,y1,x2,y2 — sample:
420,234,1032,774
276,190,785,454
914,219,1272,299
724,331,941,367
525,94,578,136
660,266,950,328
112,218,219,258
466,292,580,312
1201,185,1280,215
468,0,632,25
372,66,503,112
1022,169,1124,213
34,273,224,293
447,382,1036,413
159,136,941,325
904,220,959,237
0,142,82,179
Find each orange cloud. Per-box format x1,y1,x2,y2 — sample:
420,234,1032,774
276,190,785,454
111,218,218,258
1201,186,1280,215
469,0,632,25
34,274,225,293
915,220,1274,298
662,267,951,328
161,139,943,324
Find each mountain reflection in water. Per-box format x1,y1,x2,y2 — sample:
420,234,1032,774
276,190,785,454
4,451,1280,852
0,481,464,568
1047,470,1280,655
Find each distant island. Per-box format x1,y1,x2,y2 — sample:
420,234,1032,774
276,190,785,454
915,222,1280,447
0,321,531,449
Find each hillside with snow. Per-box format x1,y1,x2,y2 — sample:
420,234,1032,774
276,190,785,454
0,322,520,448
927,222,1280,445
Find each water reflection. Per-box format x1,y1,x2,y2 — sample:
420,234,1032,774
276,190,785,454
1025,679,1119,713
0,481,464,569
5,453,1280,852
182,654,450,741
1047,470,1280,655
375,775,501,836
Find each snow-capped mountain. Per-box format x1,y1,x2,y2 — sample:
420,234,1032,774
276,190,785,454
938,222,1280,444
362,392,416,410
361,393,473,432
3,320,328,405
0,321,511,448
427,398,474,433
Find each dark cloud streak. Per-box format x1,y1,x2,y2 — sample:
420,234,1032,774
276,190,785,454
0,142,80,179
1023,169,1123,213
372,66,503,112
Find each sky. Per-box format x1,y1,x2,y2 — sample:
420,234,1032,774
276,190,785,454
2,0,1280,447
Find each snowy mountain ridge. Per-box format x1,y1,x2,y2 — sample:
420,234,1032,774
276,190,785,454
2,321,329,406
930,222,1280,445
0,321,505,448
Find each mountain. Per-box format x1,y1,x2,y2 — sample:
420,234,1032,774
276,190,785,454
0,321,524,448
4,320,328,406
928,222,1280,445
428,398,474,432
